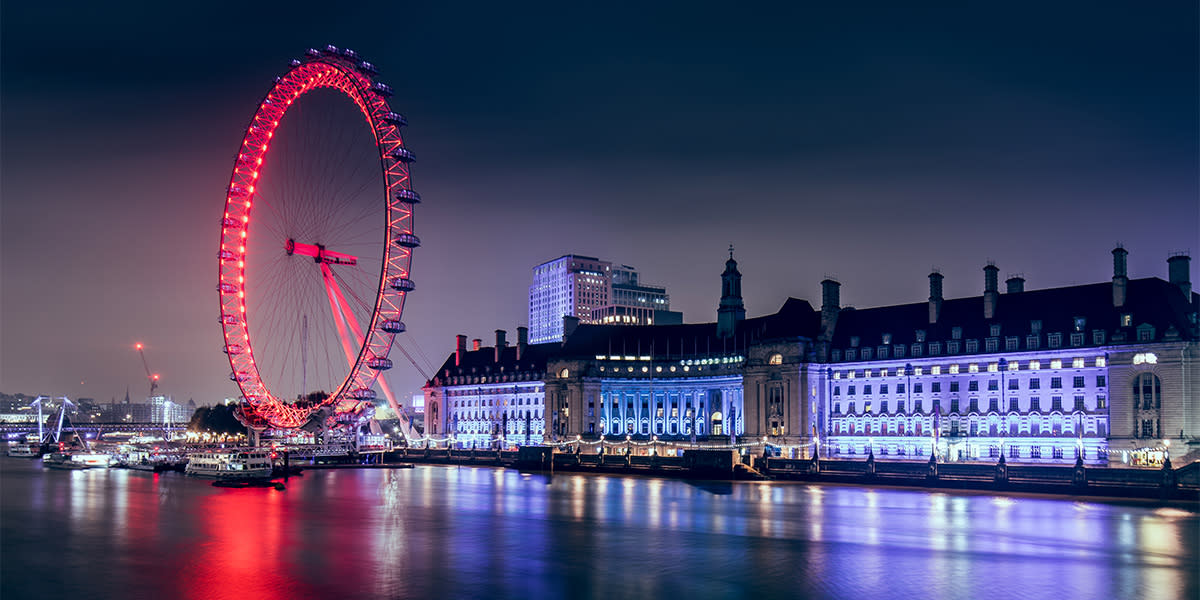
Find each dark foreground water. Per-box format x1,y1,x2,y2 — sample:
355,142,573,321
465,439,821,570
1,457,1196,600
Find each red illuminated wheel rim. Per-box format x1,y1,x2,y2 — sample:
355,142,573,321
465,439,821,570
217,46,417,429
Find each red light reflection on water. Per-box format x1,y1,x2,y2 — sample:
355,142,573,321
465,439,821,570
180,488,290,600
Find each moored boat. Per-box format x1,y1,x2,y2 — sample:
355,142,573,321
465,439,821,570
185,449,273,480
7,442,42,458
42,452,115,469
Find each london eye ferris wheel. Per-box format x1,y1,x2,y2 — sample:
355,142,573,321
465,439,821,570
217,46,419,430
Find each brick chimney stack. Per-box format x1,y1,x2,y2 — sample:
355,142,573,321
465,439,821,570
494,329,507,363
928,271,944,324
455,335,467,366
983,262,999,319
1112,246,1128,308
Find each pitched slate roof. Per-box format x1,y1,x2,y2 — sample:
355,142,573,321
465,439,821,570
830,277,1197,353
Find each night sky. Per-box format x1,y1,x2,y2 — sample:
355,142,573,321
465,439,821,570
2,2,1196,407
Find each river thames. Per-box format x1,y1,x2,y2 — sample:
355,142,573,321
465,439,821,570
1,457,1195,600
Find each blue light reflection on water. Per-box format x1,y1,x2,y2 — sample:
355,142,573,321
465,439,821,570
1,457,1195,600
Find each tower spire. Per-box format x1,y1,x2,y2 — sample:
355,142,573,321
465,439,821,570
717,248,745,339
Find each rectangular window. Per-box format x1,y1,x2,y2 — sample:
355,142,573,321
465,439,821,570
1096,375,1106,387
893,345,905,358
970,398,980,413
848,402,856,414
863,385,872,395
878,346,889,359
950,399,960,413
1026,335,1040,349
833,386,840,396
1093,330,1105,345
950,381,960,392
846,349,857,360
1121,314,1132,327
1138,329,1153,341
948,340,960,354
1051,396,1063,412
931,382,941,393
966,339,979,353
916,330,927,342
1073,376,1085,388
881,400,888,413
911,344,923,357
862,348,873,360
914,399,923,413
1070,333,1084,347
897,400,906,413
896,383,906,394
929,342,942,355
848,386,856,395
880,384,889,394
991,324,1002,337
1097,396,1107,409
1031,446,1042,459
988,398,998,412
1006,337,1019,351
988,380,998,391
832,350,842,361
1030,396,1041,412
1051,377,1062,389
1009,398,1019,412
1008,379,1019,390
1048,333,1062,348
968,380,978,392
914,383,923,393
1074,395,1085,411
1030,378,1041,390
1141,420,1154,437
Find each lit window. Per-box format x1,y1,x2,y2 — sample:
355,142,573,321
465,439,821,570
833,371,841,380
1008,360,1019,371
1096,357,1106,368
880,368,889,377
914,367,923,376
1121,314,1132,327
848,371,856,380
1050,359,1062,370
949,364,960,374
988,363,999,372
931,366,941,375
1029,361,1041,370
969,363,979,373
1072,358,1085,369
865,369,874,378
768,353,783,365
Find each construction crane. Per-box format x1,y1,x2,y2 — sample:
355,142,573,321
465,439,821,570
134,342,159,396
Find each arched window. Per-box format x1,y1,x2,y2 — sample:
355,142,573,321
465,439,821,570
768,353,783,365
711,411,724,436
558,368,570,379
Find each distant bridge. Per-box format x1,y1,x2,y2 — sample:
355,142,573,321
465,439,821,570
1,421,186,439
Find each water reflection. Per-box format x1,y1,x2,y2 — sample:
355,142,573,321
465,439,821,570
1,457,1197,600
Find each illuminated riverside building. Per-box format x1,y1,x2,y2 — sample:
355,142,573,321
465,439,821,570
821,249,1197,466
428,247,1197,465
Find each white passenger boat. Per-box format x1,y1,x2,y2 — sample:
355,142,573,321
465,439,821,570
7,442,42,458
42,452,115,469
185,449,273,479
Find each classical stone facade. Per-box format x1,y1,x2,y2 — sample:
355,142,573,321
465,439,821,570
424,248,1198,465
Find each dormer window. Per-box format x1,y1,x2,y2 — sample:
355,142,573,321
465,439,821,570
990,324,1001,337
1120,314,1132,327
915,330,926,343
882,333,892,345
1073,317,1086,332
850,336,860,347
1031,320,1043,334
951,327,962,339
